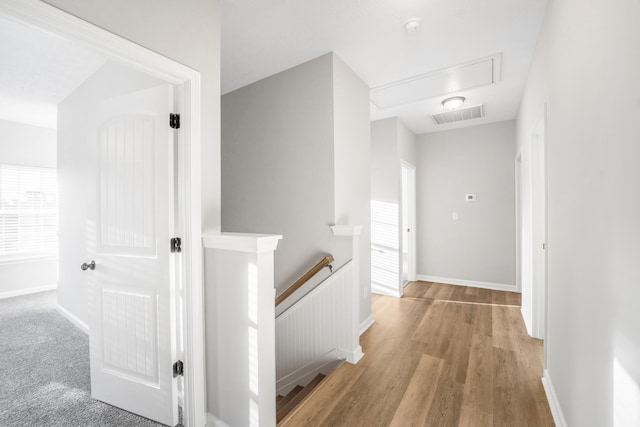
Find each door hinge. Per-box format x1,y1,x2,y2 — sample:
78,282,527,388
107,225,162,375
170,113,181,129
173,360,184,377
170,237,182,253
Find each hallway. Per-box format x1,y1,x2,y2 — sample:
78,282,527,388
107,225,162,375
281,281,554,426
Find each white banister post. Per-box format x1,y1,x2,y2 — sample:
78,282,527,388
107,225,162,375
202,232,282,427
330,225,364,363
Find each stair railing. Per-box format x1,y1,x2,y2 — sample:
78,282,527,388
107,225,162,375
275,254,334,307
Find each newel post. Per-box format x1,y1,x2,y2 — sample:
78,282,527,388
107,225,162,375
202,232,282,427
330,225,364,363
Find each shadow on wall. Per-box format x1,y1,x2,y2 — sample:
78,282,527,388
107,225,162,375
371,200,399,296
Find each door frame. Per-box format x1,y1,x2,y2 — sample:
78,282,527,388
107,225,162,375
531,115,547,342
515,152,522,293
0,2,206,426
400,161,416,287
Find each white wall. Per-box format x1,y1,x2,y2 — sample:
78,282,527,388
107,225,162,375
517,0,640,425
0,119,56,167
57,61,164,325
370,118,416,296
44,0,222,232
416,120,516,288
222,53,371,326
0,119,57,298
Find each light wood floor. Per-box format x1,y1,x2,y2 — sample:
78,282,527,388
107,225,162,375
281,281,555,427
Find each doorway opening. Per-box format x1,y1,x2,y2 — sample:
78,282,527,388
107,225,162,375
0,2,204,426
517,113,547,344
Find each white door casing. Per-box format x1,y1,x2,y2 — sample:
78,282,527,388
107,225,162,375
87,84,178,426
531,117,547,342
0,2,206,425
515,153,523,293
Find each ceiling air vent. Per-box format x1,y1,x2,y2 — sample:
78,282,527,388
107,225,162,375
432,105,484,125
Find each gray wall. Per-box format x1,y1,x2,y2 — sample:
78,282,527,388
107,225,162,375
398,120,416,165
517,0,640,425
332,55,372,322
223,53,371,326
416,120,516,287
222,54,346,289
371,119,400,205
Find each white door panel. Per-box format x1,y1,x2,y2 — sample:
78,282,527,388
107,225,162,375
87,84,177,426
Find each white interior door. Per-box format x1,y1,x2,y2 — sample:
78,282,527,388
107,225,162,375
86,84,177,426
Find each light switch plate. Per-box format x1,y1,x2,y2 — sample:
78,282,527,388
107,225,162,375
465,193,477,201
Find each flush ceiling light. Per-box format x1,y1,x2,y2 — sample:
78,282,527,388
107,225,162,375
404,17,421,33
442,96,466,110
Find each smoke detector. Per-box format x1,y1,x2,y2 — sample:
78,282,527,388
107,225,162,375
404,17,421,33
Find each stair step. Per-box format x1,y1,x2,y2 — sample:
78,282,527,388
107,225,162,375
276,374,326,424
278,363,363,427
276,385,304,410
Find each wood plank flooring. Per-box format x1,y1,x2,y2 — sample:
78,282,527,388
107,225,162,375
281,281,555,427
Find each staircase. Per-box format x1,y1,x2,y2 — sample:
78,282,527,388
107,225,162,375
276,373,326,424
274,253,363,426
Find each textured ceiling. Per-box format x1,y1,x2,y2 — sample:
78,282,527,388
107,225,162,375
0,17,107,128
222,0,548,134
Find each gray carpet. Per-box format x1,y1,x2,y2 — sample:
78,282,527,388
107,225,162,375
0,291,166,426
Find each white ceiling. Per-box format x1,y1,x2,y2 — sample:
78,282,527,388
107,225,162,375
0,17,107,129
221,0,548,135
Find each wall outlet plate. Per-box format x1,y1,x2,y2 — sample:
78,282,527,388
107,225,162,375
465,193,477,201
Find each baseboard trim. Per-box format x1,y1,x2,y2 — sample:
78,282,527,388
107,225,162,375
371,286,402,298
0,283,57,300
542,369,568,427
360,315,374,335
415,275,517,292
206,412,230,427
56,304,89,334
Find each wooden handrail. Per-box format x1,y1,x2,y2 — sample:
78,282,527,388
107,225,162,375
275,254,334,307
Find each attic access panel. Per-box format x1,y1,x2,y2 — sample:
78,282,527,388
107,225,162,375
370,55,500,109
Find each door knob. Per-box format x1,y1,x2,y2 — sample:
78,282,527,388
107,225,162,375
81,260,96,271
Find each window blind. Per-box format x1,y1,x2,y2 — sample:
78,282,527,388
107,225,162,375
0,164,58,258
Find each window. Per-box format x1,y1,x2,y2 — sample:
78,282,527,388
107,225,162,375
0,164,58,259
